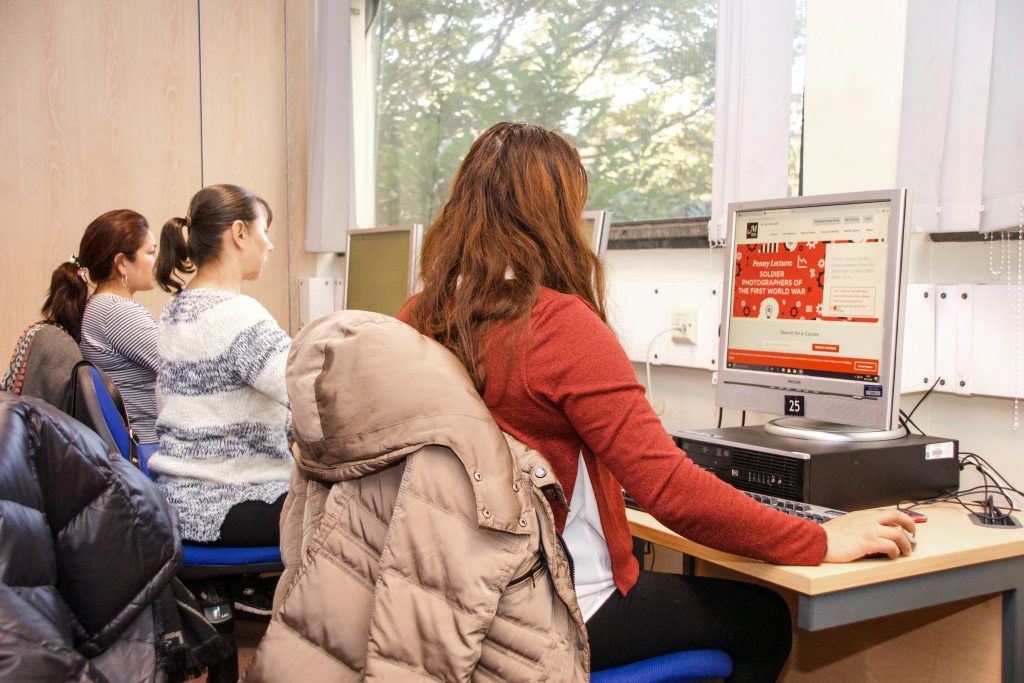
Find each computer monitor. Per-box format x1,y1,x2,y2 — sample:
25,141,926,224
716,189,910,441
343,224,424,317
581,210,612,256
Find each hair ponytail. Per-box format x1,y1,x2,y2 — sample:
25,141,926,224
157,185,272,294
42,261,89,342
38,209,150,340
156,217,194,293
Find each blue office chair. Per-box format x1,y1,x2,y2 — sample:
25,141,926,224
69,362,285,562
591,649,733,683
70,361,143,467
71,363,282,565
71,361,282,682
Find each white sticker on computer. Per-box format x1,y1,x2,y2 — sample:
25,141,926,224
925,442,955,460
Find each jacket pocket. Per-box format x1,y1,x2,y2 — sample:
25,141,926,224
505,552,547,594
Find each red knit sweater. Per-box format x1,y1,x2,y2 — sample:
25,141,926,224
400,288,827,595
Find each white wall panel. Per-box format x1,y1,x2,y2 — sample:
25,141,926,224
298,277,338,328
934,284,973,395
901,284,937,392
964,284,1024,399
607,282,721,370
934,283,1024,399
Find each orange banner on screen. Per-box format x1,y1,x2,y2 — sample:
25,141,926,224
812,343,839,353
820,315,879,323
727,348,878,375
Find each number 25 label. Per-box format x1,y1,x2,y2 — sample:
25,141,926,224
784,395,805,416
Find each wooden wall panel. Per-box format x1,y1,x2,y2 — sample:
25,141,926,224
197,0,290,327
0,0,201,353
285,0,318,334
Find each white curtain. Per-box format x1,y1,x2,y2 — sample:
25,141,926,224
306,0,356,252
897,0,1023,233
709,0,796,243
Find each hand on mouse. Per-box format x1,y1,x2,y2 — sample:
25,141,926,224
820,508,917,562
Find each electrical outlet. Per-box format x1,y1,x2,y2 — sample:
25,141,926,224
671,308,698,344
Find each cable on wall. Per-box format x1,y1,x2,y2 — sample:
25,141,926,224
644,326,676,416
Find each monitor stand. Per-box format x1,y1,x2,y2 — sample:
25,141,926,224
763,417,907,442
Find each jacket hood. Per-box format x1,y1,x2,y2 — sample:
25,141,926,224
287,310,532,532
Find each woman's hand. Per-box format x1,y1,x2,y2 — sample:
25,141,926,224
821,509,917,562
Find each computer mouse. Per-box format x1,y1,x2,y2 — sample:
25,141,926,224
864,531,916,559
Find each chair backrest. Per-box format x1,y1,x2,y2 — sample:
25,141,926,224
70,361,139,468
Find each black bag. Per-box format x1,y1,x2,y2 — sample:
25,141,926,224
155,578,236,682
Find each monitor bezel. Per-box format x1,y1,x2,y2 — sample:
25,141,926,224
582,210,612,256
716,188,910,431
342,224,424,311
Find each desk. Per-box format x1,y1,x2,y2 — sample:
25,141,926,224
627,503,1024,683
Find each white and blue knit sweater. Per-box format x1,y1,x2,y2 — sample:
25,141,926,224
150,289,293,542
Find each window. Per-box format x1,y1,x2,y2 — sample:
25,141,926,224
371,0,719,227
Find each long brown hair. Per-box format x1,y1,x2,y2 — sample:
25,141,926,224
406,122,607,391
43,209,150,341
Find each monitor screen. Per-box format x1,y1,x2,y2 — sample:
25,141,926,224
343,225,423,317
581,210,611,256
716,189,910,436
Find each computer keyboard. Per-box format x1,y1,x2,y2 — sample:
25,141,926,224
741,491,847,524
622,489,847,524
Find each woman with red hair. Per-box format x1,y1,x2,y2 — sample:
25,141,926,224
400,122,915,682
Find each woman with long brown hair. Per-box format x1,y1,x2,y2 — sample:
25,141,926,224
400,122,916,681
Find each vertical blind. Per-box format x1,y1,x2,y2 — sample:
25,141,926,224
708,0,796,243
897,0,1023,234
306,0,356,252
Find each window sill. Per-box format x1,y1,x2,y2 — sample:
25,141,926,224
608,217,711,250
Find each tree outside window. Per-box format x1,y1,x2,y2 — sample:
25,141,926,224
372,0,718,227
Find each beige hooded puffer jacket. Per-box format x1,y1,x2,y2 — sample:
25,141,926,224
245,311,589,682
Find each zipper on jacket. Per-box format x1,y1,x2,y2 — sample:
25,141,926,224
555,532,576,590
537,482,575,589
507,552,547,590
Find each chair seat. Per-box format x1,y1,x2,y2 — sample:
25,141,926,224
182,544,282,566
591,649,733,683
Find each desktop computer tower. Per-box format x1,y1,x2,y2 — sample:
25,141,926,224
674,426,960,511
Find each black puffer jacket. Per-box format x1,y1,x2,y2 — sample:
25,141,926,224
0,393,182,682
